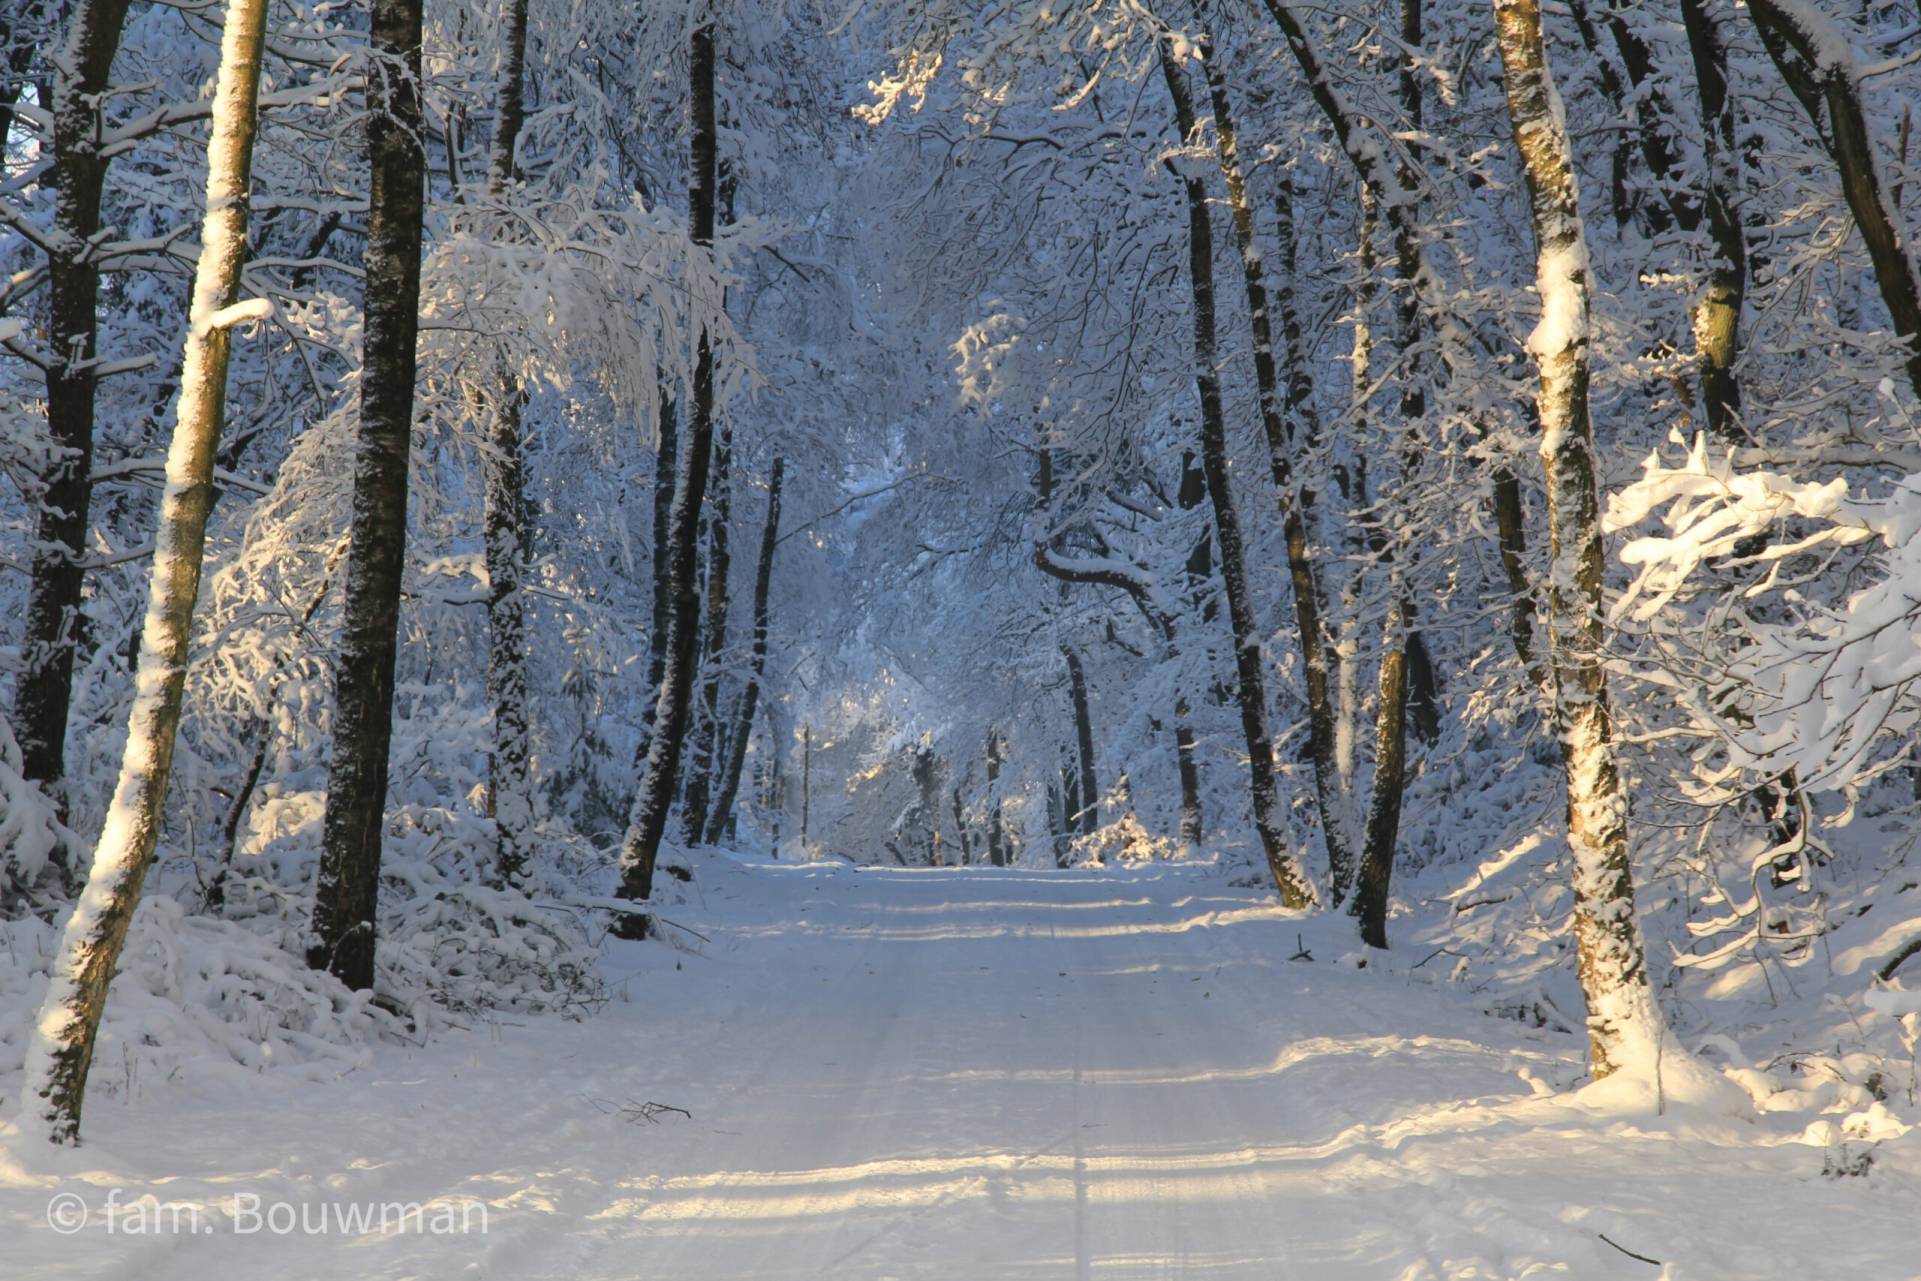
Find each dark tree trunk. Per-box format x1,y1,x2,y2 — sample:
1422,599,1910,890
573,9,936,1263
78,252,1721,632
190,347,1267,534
986,730,1007,866
13,0,135,843
614,19,721,918
1748,0,1921,398
705,457,784,844
482,0,534,888
1059,755,1079,860
1345,0,1427,943
1351,598,1410,949
1064,649,1098,837
800,724,811,849
681,420,734,843
1680,0,1747,444
949,784,973,865
637,388,679,762
1257,0,1543,693
1160,44,1313,908
307,0,429,991
1192,22,1347,890
1562,0,1635,228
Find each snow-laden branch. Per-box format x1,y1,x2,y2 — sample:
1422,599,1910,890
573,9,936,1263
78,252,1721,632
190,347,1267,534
1607,434,1921,790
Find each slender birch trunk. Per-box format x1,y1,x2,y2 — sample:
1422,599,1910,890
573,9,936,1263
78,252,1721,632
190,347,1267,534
615,19,720,917
308,0,429,989
23,0,271,1142
1493,0,1664,1078
704,457,784,844
1160,43,1314,908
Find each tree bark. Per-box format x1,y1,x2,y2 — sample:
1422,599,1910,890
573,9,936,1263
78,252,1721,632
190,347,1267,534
1493,0,1664,1078
24,0,271,1142
13,0,135,840
1160,44,1314,908
1746,0,1921,399
1679,0,1747,445
482,0,534,888
1065,648,1098,837
986,731,1007,866
704,457,783,844
614,19,721,917
637,388,679,763
1191,18,1350,894
1256,0,1542,691
308,0,429,990
1350,595,1410,949
681,420,734,843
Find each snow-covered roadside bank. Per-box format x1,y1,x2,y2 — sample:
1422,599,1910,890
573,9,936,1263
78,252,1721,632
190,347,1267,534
0,857,1913,1279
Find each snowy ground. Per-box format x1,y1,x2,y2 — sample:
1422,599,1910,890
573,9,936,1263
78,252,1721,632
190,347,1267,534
2,858,1915,1279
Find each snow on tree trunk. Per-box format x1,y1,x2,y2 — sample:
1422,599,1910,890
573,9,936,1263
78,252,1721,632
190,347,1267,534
1747,0,1921,399
633,388,680,779
13,0,135,844
681,421,734,844
1159,43,1314,910
1492,0,1664,1079
1191,18,1351,898
23,0,271,1143
704,456,783,845
1258,0,1542,693
308,0,429,990
481,0,534,889
615,18,721,919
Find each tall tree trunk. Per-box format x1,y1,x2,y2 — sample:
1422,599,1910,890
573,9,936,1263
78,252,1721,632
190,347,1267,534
1191,18,1349,896
1175,449,1208,847
681,421,734,843
308,0,429,990
637,389,679,763
1344,0,1427,944
24,0,271,1142
1047,772,1069,867
1160,44,1314,908
799,724,811,850
482,0,534,888
949,783,973,865
1257,0,1543,689
1746,0,1921,399
986,731,1007,866
1494,0,1664,1078
614,19,720,918
1679,0,1747,444
1064,649,1098,837
13,0,135,840
1350,594,1410,949
704,457,784,844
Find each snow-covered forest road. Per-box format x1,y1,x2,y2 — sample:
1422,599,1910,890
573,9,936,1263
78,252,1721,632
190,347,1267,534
6,859,1914,1278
